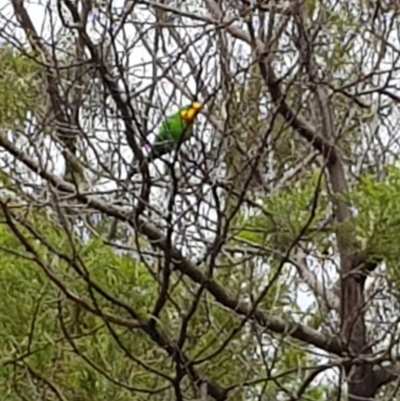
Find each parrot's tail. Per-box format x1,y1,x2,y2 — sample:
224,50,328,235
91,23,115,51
125,164,139,181
147,140,171,161
125,141,173,181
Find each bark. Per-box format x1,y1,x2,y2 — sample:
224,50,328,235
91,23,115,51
256,15,380,401
205,1,391,396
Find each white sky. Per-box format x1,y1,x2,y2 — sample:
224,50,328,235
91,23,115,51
4,2,400,392
0,0,346,310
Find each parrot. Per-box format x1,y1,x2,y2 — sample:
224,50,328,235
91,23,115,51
127,101,202,178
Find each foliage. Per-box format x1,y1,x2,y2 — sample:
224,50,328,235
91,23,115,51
350,166,400,274
0,46,41,127
0,204,313,400
1,1,400,401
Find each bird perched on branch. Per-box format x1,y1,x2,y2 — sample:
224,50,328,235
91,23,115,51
127,101,202,178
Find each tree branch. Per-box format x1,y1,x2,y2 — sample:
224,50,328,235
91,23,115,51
0,133,343,357
290,245,340,311
204,0,337,163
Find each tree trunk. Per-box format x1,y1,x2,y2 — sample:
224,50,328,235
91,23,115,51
340,251,378,400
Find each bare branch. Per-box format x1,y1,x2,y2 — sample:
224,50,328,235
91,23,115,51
0,133,343,356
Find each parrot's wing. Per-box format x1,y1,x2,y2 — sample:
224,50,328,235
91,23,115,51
125,116,193,180
181,123,194,140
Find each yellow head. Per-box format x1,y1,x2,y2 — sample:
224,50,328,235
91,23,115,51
179,101,202,123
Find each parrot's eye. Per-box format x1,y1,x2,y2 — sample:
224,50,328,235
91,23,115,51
180,110,188,119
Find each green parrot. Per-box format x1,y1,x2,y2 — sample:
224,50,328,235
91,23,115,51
127,101,202,178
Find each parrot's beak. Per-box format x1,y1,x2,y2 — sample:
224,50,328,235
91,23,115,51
192,101,201,111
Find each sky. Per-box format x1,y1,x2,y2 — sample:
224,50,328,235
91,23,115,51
4,2,400,388
2,0,219,246
0,0,346,312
